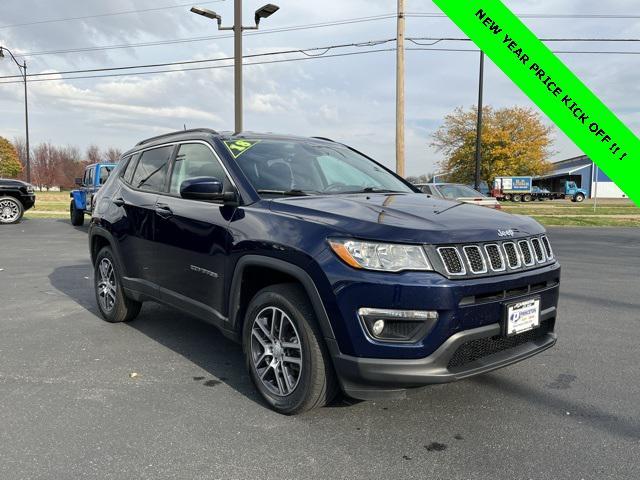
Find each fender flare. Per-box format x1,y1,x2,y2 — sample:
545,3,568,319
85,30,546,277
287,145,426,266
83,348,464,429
70,190,86,210
228,255,336,341
88,225,128,277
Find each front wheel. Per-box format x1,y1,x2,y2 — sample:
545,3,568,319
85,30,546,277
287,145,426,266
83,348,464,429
70,201,85,226
0,197,24,224
94,246,141,323
243,284,337,414
574,193,585,203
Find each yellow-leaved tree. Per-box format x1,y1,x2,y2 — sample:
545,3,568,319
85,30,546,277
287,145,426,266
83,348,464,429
432,106,553,184
0,136,23,178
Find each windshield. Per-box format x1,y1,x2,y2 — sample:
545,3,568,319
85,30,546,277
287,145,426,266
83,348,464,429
229,139,414,196
437,184,485,199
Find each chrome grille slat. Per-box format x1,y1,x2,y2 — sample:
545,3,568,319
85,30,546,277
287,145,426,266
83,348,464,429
484,244,506,272
518,240,535,266
437,247,466,276
502,242,521,269
463,246,488,274
541,235,554,259
530,237,546,263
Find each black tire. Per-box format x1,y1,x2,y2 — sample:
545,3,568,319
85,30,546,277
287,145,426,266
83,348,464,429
243,283,337,414
0,196,24,224
94,246,141,323
512,194,522,202
504,194,512,201
523,194,532,202
70,201,85,226
574,193,585,203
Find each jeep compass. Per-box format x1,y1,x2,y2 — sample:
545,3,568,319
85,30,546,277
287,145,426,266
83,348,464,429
88,129,560,414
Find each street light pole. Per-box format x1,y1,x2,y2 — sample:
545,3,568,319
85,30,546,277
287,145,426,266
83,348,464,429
474,51,485,190
0,46,30,183
395,0,405,178
191,2,279,134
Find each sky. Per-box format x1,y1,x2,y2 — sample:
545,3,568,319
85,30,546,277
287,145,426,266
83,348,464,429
0,0,639,176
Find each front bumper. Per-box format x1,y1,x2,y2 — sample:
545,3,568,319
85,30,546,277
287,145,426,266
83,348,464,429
22,194,36,210
328,306,557,400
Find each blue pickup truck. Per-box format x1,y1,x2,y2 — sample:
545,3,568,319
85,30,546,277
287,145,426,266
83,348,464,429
70,163,116,226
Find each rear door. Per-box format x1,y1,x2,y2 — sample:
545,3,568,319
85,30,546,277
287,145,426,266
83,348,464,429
153,141,235,320
117,145,175,286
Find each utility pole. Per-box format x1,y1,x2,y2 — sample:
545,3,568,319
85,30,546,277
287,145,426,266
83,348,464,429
191,2,279,134
0,47,31,183
474,51,485,190
396,0,405,177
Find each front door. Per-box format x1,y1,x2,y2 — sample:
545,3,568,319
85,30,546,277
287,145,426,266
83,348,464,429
153,142,234,320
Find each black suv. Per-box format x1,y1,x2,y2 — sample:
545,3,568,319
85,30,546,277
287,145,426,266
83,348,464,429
0,179,35,224
89,129,560,414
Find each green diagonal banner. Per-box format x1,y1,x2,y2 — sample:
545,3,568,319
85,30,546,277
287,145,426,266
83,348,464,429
433,0,639,206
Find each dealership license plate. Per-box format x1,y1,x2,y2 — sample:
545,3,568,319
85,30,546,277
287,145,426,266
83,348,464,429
505,298,540,336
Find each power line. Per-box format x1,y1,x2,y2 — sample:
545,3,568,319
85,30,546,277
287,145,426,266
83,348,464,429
0,39,396,79
0,1,225,29
0,48,396,85
12,14,398,58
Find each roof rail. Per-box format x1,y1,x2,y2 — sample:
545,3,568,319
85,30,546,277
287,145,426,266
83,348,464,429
310,136,336,143
135,128,220,146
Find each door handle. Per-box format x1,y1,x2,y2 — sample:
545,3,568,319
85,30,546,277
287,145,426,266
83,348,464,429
112,197,125,207
155,203,173,218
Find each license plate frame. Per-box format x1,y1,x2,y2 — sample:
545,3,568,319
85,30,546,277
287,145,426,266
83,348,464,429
503,297,541,337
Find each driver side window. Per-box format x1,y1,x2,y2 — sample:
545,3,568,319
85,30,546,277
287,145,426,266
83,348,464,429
169,143,228,196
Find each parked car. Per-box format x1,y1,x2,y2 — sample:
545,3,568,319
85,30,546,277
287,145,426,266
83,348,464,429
0,178,35,224
70,162,116,226
416,183,501,209
89,129,560,414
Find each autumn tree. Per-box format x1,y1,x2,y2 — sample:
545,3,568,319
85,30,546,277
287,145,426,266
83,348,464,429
0,136,23,178
104,147,122,162
432,106,553,184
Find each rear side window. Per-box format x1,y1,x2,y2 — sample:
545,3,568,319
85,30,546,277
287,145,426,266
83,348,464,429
130,146,174,192
122,154,140,184
169,143,228,195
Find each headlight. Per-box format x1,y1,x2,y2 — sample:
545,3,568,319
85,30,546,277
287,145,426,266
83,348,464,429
329,239,432,272
26,185,34,193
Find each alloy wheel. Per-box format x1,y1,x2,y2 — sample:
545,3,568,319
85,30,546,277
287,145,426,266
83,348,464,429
0,199,20,223
97,258,117,313
250,306,303,397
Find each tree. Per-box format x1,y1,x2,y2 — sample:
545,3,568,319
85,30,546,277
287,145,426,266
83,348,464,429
405,173,433,184
104,147,122,163
85,145,101,164
0,136,23,178
432,106,553,184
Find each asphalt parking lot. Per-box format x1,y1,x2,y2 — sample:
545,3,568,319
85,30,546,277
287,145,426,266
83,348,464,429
0,219,638,480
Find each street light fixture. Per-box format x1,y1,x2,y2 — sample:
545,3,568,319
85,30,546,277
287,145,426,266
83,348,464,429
191,1,279,133
0,46,31,183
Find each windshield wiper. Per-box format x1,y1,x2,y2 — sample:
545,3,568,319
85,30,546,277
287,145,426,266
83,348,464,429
345,187,405,194
256,189,311,197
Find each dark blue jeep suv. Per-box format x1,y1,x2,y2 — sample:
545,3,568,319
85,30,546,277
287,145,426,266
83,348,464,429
88,128,560,414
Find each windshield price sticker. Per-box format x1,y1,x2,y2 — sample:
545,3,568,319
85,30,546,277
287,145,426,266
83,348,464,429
433,0,640,206
224,140,260,158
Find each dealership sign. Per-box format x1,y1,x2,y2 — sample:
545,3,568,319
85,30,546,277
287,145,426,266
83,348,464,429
433,0,639,206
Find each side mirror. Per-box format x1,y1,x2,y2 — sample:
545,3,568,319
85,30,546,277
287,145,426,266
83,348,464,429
75,177,83,186
180,177,238,205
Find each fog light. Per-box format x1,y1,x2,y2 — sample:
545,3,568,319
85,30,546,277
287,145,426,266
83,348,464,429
357,308,438,343
372,319,385,336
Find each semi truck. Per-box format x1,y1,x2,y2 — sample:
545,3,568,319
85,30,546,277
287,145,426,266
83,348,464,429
492,176,587,203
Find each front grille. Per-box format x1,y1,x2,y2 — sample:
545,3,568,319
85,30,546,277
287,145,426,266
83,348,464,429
463,246,487,274
518,240,534,266
447,321,551,370
437,247,465,275
484,244,505,272
541,236,553,259
503,242,521,269
531,237,545,263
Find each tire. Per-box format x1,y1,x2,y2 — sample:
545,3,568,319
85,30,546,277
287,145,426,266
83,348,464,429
512,194,522,202
94,246,141,323
243,283,337,414
574,193,585,203
70,201,85,226
523,194,532,202
0,196,24,224
504,194,512,201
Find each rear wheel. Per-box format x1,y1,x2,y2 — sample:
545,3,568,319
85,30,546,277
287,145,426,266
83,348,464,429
94,247,141,323
504,194,512,201
0,197,24,224
523,194,532,202
512,194,522,202
243,283,337,414
70,201,85,226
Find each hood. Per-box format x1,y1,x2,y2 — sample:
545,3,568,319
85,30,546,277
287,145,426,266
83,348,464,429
269,193,543,244
0,179,31,188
